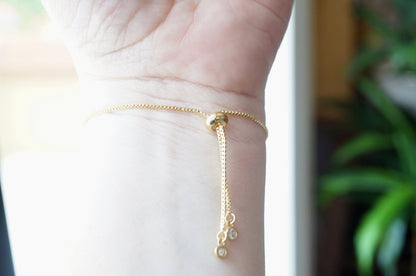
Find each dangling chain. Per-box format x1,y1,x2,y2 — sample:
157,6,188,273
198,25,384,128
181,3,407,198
84,104,267,259
213,122,238,259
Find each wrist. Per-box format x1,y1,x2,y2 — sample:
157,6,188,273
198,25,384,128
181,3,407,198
79,75,267,273
80,106,266,274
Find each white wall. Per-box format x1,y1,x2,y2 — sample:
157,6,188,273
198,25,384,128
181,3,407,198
265,10,295,276
265,1,313,275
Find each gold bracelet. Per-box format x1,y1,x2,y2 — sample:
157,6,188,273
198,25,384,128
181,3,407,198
84,103,268,259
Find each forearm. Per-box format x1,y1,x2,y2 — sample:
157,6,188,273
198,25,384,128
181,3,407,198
77,80,267,275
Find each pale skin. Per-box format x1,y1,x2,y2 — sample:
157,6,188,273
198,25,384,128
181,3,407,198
38,0,293,275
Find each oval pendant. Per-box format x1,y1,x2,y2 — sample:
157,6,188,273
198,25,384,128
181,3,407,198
227,227,238,241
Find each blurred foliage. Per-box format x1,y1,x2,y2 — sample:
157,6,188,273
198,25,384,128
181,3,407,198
319,1,416,275
2,0,44,26
349,0,416,77
320,78,416,276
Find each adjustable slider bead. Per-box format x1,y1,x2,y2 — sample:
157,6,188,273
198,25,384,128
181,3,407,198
205,112,228,131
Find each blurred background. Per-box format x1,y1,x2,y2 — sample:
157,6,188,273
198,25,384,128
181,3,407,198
0,0,416,275
316,0,416,275
0,1,80,275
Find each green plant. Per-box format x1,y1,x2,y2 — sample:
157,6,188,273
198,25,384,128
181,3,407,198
349,0,416,77
320,78,416,276
320,0,416,274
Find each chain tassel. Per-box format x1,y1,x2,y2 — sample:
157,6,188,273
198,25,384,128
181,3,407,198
84,105,267,260
213,122,238,259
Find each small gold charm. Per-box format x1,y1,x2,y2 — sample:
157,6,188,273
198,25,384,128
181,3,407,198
214,245,228,259
227,226,238,241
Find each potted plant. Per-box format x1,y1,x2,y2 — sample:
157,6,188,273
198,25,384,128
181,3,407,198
320,78,416,275
349,0,416,117
319,1,416,275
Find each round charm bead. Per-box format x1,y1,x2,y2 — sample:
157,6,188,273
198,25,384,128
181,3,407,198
214,245,228,259
206,112,228,131
227,227,238,241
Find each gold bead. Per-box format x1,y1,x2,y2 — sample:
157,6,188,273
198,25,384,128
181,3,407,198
205,112,228,131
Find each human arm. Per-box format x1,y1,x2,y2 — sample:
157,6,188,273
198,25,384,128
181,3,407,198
41,1,293,275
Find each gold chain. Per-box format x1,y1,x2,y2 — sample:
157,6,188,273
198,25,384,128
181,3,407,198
84,103,267,259
84,103,268,136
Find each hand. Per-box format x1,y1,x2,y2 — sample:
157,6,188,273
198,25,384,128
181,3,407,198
41,0,292,99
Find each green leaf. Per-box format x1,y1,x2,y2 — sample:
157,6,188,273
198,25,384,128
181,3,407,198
390,43,416,72
358,78,416,139
348,48,388,78
392,132,416,178
357,79,416,177
333,133,393,166
377,217,407,276
319,169,411,206
356,5,399,42
355,187,415,276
